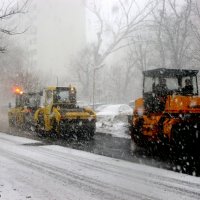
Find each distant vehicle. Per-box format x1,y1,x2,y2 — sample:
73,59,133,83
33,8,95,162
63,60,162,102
95,104,110,112
96,104,132,123
8,88,41,130
86,103,105,111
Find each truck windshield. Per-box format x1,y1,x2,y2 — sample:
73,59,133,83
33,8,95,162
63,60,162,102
54,89,69,103
144,76,198,95
27,94,40,108
144,77,179,93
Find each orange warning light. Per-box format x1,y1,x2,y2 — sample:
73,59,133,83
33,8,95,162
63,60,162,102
12,86,23,95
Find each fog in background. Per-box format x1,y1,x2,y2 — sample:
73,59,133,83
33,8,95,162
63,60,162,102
0,0,200,106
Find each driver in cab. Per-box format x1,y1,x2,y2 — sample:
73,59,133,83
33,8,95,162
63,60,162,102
153,78,169,111
154,78,169,96
182,79,193,95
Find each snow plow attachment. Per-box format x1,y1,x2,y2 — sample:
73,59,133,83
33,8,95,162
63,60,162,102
58,107,96,139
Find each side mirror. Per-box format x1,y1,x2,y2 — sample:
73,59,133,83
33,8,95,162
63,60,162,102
8,102,12,108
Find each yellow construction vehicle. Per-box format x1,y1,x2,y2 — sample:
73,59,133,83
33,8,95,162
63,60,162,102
130,68,200,154
8,87,41,130
34,85,96,139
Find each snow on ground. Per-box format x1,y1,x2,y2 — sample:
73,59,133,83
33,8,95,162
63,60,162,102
96,104,132,138
0,132,200,200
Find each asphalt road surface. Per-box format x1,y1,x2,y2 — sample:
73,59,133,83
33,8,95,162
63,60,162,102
0,132,200,200
1,109,199,176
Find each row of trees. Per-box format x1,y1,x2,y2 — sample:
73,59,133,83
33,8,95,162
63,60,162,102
1,0,200,105
0,0,42,102
71,0,200,104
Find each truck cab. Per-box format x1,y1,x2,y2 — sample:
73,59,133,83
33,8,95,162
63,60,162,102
143,68,199,113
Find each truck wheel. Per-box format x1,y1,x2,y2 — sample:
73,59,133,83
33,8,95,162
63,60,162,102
171,125,187,159
8,118,14,127
50,118,60,138
36,115,46,137
131,125,144,147
88,126,95,140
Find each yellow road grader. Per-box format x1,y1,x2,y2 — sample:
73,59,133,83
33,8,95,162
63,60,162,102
8,85,96,140
130,68,200,155
8,88,41,130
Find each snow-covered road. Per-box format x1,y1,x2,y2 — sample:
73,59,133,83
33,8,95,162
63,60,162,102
0,132,200,200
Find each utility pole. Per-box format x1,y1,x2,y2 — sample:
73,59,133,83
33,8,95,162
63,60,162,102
56,77,59,86
92,65,104,109
92,69,96,110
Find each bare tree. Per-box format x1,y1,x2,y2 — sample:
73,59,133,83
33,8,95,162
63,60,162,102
0,0,29,52
106,0,197,102
151,0,193,69
189,0,200,66
0,40,42,100
108,36,151,102
76,0,158,105
151,0,166,67
70,46,94,99
11,67,42,92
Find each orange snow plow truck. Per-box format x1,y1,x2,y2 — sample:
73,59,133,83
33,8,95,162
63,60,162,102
130,68,200,153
